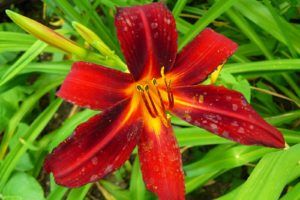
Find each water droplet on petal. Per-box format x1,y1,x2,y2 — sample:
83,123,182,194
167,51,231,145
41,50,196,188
164,17,171,24
238,127,245,133
241,99,247,106
125,18,132,26
151,22,158,29
104,165,113,174
222,131,229,138
210,123,218,130
231,121,239,126
90,174,98,181
91,157,98,165
232,104,238,111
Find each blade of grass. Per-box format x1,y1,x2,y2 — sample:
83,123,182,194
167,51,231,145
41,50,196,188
280,181,300,200
226,9,273,60
264,76,300,105
172,0,188,19
0,40,47,86
281,73,300,98
100,180,131,200
46,186,68,200
178,0,238,50
265,110,300,126
0,98,62,191
129,157,147,200
234,0,300,54
185,171,221,194
184,146,274,177
0,76,63,159
223,59,300,74
175,127,232,147
234,144,300,200
67,184,92,200
262,0,297,57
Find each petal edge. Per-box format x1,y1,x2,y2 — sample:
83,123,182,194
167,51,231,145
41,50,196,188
45,99,143,187
168,28,238,86
171,85,285,148
115,3,178,80
138,118,185,199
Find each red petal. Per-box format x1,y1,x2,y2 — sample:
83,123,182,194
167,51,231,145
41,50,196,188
115,3,177,80
44,99,143,187
57,61,134,110
168,28,238,86
171,85,285,148
138,118,185,199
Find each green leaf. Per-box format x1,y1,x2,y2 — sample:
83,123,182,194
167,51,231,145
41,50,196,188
15,152,34,172
0,99,62,190
130,157,148,200
265,110,300,126
234,0,300,54
178,0,238,50
0,40,47,86
172,0,188,18
184,145,274,177
234,144,300,200
46,186,68,200
101,180,131,200
224,59,300,75
232,78,251,102
67,184,92,200
3,172,44,200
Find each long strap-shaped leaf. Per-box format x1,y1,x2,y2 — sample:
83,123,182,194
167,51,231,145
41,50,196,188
0,98,62,191
0,40,47,86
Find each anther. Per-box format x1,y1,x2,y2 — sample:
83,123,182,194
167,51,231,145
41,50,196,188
136,85,144,92
166,80,174,109
152,78,166,112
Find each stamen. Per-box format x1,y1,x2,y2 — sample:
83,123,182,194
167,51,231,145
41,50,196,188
144,84,158,116
152,78,166,112
167,80,174,108
137,84,156,118
160,67,174,109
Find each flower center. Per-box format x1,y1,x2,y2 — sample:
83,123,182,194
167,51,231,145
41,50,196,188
135,67,174,126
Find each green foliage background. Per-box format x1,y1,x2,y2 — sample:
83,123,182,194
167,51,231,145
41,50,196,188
1,0,300,199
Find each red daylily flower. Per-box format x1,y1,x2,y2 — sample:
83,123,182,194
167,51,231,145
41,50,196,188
44,3,285,199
